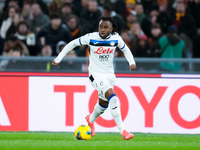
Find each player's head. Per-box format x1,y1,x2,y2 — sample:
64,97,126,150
50,13,61,30
98,17,118,39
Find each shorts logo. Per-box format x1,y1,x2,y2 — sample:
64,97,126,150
99,55,109,61
100,81,103,86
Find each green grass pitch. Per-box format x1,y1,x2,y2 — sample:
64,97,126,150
0,132,200,150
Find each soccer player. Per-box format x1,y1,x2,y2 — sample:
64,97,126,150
52,17,136,140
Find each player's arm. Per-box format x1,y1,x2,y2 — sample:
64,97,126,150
122,47,136,71
52,35,89,66
52,38,80,66
118,36,136,71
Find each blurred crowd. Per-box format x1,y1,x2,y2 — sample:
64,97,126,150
0,0,200,59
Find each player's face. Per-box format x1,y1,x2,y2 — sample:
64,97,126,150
99,20,113,39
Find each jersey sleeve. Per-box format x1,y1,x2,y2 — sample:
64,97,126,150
117,35,136,65
54,33,91,63
54,38,79,63
117,35,126,50
79,33,91,45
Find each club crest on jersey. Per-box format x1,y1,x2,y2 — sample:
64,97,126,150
94,47,114,54
110,41,115,46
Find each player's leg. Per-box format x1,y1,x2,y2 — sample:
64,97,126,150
105,88,125,134
85,98,108,136
89,98,108,123
105,88,134,140
86,74,109,136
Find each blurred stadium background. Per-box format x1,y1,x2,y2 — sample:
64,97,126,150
0,0,200,149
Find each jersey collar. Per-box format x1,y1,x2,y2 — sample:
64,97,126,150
106,34,111,39
98,32,111,40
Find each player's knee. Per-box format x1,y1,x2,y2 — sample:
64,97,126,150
95,100,108,115
99,98,109,108
105,88,115,99
108,94,118,106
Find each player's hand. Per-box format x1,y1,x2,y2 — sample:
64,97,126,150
52,60,60,66
130,64,136,71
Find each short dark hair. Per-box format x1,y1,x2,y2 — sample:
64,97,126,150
66,14,78,23
101,16,118,34
13,46,23,55
50,13,61,20
17,21,30,31
151,23,161,30
8,34,18,41
61,3,71,9
150,5,159,12
103,4,113,12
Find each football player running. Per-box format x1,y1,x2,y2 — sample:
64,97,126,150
52,17,136,140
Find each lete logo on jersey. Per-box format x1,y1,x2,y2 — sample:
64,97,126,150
94,47,114,54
